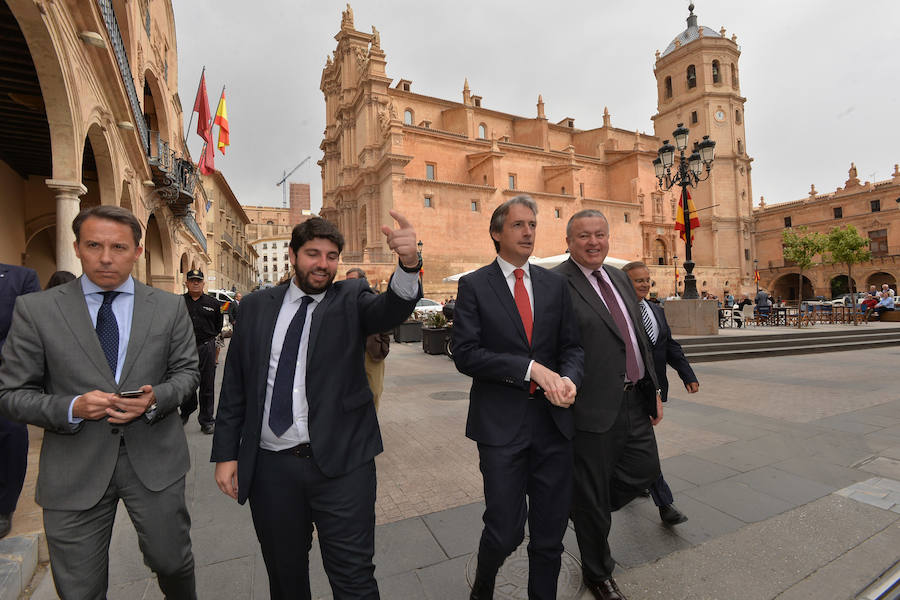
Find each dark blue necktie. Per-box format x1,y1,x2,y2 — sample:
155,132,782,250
269,295,314,436
96,291,121,377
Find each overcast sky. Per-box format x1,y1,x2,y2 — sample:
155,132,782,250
173,1,900,214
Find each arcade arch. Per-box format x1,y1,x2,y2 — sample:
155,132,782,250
771,273,814,302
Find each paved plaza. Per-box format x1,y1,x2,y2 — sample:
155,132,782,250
13,335,900,599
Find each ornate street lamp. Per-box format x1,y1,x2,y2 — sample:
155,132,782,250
417,240,424,281
654,123,715,299
673,254,679,297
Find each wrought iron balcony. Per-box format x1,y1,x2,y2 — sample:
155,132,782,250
221,231,234,249
182,212,207,253
148,130,197,216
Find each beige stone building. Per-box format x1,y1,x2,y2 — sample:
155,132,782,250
0,0,211,291
201,171,257,293
244,182,313,242
318,6,754,296
753,163,900,301
251,236,292,285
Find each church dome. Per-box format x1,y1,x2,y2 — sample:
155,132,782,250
660,4,721,58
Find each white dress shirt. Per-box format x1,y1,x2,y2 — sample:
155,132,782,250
495,256,537,383
572,260,645,381
260,266,420,450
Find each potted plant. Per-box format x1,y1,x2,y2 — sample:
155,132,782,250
421,312,450,355
393,310,424,343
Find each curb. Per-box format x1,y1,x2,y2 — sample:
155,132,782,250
0,534,40,600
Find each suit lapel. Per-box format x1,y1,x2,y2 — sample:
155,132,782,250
530,266,549,345
486,261,529,347
561,259,624,344
306,283,336,359
56,278,117,388
119,281,156,384
257,286,288,418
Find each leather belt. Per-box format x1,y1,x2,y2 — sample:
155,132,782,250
265,443,312,458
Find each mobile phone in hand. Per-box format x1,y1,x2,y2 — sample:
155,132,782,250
119,389,144,398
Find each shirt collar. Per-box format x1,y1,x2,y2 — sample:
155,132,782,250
496,255,531,280
286,277,327,304
80,275,134,296
571,258,607,283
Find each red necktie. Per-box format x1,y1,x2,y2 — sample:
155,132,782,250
514,268,537,393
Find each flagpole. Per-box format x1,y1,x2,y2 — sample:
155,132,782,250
185,66,206,147
211,85,225,149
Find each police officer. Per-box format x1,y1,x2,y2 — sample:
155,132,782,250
180,269,222,434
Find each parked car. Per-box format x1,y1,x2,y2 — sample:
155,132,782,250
414,298,444,315
209,289,236,304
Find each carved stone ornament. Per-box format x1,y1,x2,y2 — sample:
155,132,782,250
371,25,380,49
355,47,368,73
341,3,354,29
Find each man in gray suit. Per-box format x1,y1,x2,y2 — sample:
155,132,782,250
0,206,200,599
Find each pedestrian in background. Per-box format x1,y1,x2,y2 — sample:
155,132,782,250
345,268,391,411
180,269,223,434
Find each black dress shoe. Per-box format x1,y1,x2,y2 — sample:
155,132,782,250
659,504,689,525
0,513,12,539
584,577,626,600
201,423,215,435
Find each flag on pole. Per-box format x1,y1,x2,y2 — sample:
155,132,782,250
214,90,229,154
674,189,700,243
197,141,215,175
192,70,212,144
754,269,760,282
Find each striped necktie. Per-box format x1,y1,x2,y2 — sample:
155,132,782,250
639,301,657,346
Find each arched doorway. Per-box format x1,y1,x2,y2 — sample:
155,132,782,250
81,124,117,208
24,226,56,285
772,273,814,302
829,275,857,298
145,214,165,287
866,271,897,291
653,239,667,266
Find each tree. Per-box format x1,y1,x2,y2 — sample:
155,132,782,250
782,227,826,327
825,225,871,322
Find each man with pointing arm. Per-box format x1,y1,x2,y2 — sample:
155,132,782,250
211,212,422,600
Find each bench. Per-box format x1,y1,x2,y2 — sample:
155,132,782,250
880,311,900,322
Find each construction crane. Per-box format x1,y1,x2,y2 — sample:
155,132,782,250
276,156,312,208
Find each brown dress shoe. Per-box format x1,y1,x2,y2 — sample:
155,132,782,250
584,577,627,600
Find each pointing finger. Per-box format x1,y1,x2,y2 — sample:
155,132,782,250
389,210,412,230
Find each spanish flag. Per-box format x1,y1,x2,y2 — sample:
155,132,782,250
754,269,760,282
674,189,700,243
214,90,229,155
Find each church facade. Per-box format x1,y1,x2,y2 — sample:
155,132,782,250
319,5,755,296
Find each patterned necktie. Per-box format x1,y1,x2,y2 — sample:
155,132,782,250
592,271,641,383
270,295,314,436
513,268,533,344
640,301,658,345
96,291,121,377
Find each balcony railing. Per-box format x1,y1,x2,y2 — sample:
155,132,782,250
182,213,207,253
148,130,198,216
222,231,234,248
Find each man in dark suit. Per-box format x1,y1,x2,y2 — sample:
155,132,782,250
211,213,421,600
452,195,583,600
0,206,200,599
623,261,699,526
0,263,40,539
553,210,662,600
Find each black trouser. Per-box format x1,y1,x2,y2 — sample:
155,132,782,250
181,339,216,426
475,395,573,600
249,450,379,600
649,474,674,507
572,386,661,582
0,416,28,515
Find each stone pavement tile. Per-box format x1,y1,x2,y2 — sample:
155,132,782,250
196,556,252,600
421,501,484,559
883,446,900,460
701,418,772,441
864,431,900,452
659,473,696,495
689,442,777,472
725,431,818,463
660,454,740,486
730,466,835,505
814,414,883,435
187,489,250,530
848,492,895,510
804,432,877,468
251,552,270,600
191,519,259,567
628,494,744,546
379,571,426,599
771,456,871,489
873,478,900,492
416,554,471,600
562,522,581,561
681,479,795,523
373,517,448,578
774,522,900,600
616,495,900,600
0,560,22,600
839,408,900,428
607,501,693,568
652,420,736,460
107,579,156,600
860,457,900,480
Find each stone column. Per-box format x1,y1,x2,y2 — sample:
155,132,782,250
46,179,87,275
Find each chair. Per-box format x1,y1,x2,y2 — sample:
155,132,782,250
741,304,755,326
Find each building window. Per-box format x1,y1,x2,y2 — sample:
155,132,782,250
424,196,433,208
686,64,697,89
871,199,881,212
664,76,672,99
691,111,698,124
561,186,566,195
478,123,487,139
784,216,792,228
508,174,516,189
735,109,742,124
869,229,888,257
283,254,288,261
144,5,151,37
712,60,720,84
263,256,268,262
266,220,274,225
624,213,631,223
426,163,435,180
262,243,267,249
554,208,561,219
470,200,478,212
833,206,843,219
744,249,750,260
579,183,585,196
402,82,410,92
404,109,413,125
283,242,288,247
483,174,487,184
737,139,744,154
473,97,481,107
263,265,268,273
731,63,739,88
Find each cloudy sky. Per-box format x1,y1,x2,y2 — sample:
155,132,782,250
173,1,900,214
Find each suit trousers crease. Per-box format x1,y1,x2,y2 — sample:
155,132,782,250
476,396,573,600
43,443,196,600
249,450,379,600
572,389,660,582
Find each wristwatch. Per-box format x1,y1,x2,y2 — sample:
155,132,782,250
143,401,159,423
399,258,423,273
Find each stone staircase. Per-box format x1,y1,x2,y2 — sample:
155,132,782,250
680,325,900,362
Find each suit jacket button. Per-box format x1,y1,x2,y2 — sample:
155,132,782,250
111,428,119,434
